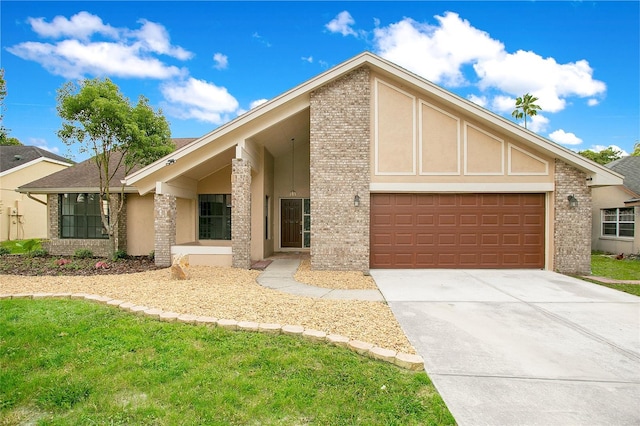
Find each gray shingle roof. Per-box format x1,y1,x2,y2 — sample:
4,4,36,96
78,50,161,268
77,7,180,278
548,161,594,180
0,145,73,173
605,156,640,196
17,138,197,192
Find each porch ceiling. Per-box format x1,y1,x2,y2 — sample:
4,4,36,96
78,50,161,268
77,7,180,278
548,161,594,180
248,108,310,158
177,146,235,181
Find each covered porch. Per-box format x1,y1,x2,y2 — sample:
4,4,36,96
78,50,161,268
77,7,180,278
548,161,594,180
127,105,311,268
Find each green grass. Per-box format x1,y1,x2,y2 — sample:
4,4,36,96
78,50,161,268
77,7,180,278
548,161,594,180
589,254,640,297
591,254,640,281
0,299,455,426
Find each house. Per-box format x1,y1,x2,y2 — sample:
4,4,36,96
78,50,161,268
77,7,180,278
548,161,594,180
591,156,639,255
0,145,73,241
121,52,622,275
17,139,196,257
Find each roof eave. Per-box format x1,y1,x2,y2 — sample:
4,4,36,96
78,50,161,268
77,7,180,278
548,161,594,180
16,186,139,194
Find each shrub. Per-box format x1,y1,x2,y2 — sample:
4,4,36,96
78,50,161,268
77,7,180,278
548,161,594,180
0,247,10,256
112,249,128,261
73,249,94,259
30,248,48,258
148,250,155,261
16,239,41,256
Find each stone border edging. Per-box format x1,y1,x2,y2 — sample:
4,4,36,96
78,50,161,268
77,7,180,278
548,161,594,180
0,292,425,371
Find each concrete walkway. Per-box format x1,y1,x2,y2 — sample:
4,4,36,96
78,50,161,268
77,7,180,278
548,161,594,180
256,258,384,301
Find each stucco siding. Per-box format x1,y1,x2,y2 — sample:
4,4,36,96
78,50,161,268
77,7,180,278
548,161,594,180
370,74,555,187
591,185,639,254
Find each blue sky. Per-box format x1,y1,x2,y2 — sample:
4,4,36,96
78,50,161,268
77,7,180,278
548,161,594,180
2,1,638,161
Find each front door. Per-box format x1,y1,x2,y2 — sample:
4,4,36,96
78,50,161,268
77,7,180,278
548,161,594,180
281,199,302,248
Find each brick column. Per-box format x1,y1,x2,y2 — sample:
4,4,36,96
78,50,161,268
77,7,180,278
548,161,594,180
154,193,176,267
554,160,592,274
310,66,371,272
232,158,251,269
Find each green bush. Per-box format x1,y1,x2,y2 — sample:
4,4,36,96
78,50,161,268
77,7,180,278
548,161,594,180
30,248,48,258
112,249,128,261
16,239,41,256
148,250,155,261
73,249,94,259
0,247,10,256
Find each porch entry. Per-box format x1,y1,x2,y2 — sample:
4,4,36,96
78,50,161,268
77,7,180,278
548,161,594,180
280,198,310,249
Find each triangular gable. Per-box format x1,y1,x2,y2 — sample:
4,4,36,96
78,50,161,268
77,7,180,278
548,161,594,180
125,51,623,192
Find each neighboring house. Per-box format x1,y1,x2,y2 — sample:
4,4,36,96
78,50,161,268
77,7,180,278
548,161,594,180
120,52,622,275
591,156,640,255
0,146,73,241
17,139,196,257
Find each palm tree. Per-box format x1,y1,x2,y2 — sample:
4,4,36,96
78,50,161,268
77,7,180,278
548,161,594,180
511,93,541,129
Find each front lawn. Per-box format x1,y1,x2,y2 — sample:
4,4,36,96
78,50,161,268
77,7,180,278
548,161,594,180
589,254,640,297
0,299,454,425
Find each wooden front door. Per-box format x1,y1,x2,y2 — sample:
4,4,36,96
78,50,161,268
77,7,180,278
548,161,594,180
281,199,302,248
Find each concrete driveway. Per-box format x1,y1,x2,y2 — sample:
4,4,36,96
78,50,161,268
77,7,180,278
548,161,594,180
371,269,640,426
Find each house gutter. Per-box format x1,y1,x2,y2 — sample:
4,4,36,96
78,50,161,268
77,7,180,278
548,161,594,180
26,192,47,206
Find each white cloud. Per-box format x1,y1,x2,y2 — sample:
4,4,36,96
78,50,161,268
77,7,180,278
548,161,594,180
373,12,504,86
28,11,118,40
475,50,606,112
132,19,193,60
467,94,487,107
549,129,583,145
161,77,239,124
8,12,192,79
301,56,313,63
527,114,550,133
371,11,606,111
491,95,516,113
587,98,600,106
326,11,357,37
30,138,60,154
213,52,228,70
250,99,268,109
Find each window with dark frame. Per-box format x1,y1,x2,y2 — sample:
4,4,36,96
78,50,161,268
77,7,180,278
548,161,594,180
60,193,108,239
199,194,231,240
602,207,635,238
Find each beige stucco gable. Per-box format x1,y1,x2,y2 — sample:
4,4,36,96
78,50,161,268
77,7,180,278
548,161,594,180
370,73,557,191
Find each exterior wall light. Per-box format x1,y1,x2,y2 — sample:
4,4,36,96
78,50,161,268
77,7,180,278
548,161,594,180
567,194,578,208
354,194,360,207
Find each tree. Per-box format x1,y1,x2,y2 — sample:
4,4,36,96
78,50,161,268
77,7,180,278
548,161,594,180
0,137,22,146
512,93,541,130
0,68,8,143
633,141,640,157
57,77,174,257
577,146,623,165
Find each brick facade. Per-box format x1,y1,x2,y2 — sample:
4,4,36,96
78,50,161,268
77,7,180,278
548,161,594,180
154,193,176,267
232,158,252,269
44,193,126,258
310,67,371,272
554,159,592,274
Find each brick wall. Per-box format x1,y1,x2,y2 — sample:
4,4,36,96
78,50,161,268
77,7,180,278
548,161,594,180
44,193,125,258
232,158,252,269
154,193,176,267
310,66,371,272
554,159,592,274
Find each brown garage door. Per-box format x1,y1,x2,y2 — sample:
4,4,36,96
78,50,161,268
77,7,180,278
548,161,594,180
370,193,545,269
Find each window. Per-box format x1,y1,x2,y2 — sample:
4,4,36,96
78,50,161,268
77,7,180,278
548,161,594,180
602,208,635,238
199,194,231,240
60,193,108,239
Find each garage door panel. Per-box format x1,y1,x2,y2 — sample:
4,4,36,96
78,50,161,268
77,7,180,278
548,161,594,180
371,193,545,269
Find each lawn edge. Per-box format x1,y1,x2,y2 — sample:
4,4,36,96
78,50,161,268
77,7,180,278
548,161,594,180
0,293,425,371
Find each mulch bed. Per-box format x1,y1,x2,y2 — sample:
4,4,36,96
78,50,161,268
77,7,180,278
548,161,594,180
0,255,163,276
